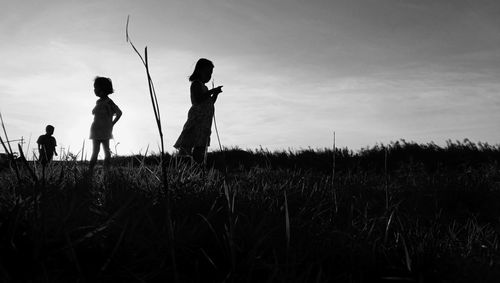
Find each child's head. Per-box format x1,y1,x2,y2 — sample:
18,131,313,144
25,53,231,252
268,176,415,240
45,125,54,135
189,58,214,83
94,76,114,97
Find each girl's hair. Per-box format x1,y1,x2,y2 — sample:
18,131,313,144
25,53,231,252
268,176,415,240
189,58,214,82
94,76,114,95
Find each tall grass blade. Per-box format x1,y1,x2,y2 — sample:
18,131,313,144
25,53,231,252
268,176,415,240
332,131,337,215
126,16,177,283
284,190,291,252
126,16,167,194
0,112,15,158
384,147,389,211
0,112,21,183
200,248,218,270
17,144,37,182
101,220,129,272
384,210,395,244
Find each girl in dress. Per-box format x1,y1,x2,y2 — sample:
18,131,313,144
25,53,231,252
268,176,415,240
89,76,122,171
174,58,223,163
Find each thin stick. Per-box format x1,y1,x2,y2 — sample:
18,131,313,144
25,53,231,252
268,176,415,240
81,139,85,163
211,79,223,152
213,111,223,153
27,133,32,161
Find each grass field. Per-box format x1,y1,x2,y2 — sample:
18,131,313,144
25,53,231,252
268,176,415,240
1,140,500,282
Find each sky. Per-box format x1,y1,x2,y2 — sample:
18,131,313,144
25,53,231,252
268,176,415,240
1,0,499,159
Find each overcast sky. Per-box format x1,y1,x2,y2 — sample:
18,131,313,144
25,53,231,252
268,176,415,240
1,0,499,158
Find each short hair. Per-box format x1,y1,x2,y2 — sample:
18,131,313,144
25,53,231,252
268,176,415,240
46,125,54,132
189,58,214,82
94,76,114,94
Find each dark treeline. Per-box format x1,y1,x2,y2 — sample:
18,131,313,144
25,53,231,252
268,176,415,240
113,139,500,173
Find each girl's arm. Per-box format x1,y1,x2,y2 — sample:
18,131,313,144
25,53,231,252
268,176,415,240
191,82,223,104
211,86,223,103
112,107,122,125
210,86,223,96
109,100,122,125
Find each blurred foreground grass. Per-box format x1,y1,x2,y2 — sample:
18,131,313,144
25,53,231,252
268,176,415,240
1,140,500,282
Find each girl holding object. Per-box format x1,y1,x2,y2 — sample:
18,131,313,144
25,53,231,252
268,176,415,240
174,58,223,163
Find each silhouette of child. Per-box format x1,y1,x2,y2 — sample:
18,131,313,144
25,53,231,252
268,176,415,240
37,125,58,165
89,76,122,171
174,58,223,163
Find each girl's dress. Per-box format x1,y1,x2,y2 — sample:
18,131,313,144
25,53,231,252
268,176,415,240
90,97,121,140
174,81,214,149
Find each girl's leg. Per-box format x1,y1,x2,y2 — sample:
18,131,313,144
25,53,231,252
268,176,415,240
89,140,101,170
192,146,206,164
102,139,111,169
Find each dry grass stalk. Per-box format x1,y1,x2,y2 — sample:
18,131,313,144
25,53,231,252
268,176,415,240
385,147,389,211
125,15,178,283
332,131,337,215
0,112,21,183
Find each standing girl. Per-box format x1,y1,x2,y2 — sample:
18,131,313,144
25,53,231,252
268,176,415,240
174,58,223,163
89,76,122,171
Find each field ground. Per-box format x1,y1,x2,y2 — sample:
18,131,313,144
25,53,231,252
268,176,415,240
1,141,500,282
